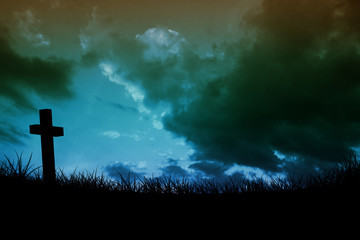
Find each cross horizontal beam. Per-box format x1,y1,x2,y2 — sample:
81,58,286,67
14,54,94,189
29,109,64,184
30,124,64,137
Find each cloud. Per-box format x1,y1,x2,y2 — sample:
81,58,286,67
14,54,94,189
160,158,189,178
160,158,250,181
108,1,360,173
14,9,50,47
105,161,146,179
189,161,231,180
99,61,149,114
0,25,74,111
136,27,186,62
78,6,107,53
161,165,189,178
152,116,164,130
0,25,74,144
102,130,143,142
79,32,90,51
71,1,360,174
159,0,360,172
121,133,143,142
102,131,121,139
0,120,29,145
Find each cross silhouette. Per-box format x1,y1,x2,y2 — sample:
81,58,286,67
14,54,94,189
30,109,64,183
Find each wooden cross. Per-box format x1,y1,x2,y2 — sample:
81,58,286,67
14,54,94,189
30,109,64,183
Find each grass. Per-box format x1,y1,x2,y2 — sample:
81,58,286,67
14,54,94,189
1,151,360,199
2,152,360,219
0,152,40,180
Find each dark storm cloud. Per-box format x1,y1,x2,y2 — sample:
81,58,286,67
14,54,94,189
0,121,28,145
105,161,145,179
0,25,75,110
189,161,231,180
161,165,189,178
160,158,247,181
160,158,189,178
158,0,360,172
0,25,75,144
81,0,360,173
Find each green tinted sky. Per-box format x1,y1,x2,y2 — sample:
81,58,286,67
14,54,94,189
1,0,360,179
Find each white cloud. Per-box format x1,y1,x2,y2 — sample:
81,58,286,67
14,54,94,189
79,31,90,50
35,33,50,46
273,150,286,160
137,161,147,169
151,108,171,130
136,27,186,61
78,6,118,53
99,62,144,102
99,62,149,114
102,130,121,139
78,7,99,51
122,133,143,142
103,130,145,142
14,9,51,47
152,118,164,130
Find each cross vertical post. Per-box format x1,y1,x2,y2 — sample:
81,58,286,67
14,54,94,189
30,109,64,184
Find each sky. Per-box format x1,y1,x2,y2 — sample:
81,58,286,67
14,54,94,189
1,0,360,181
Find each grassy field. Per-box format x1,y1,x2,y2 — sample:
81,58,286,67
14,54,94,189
1,152,360,215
